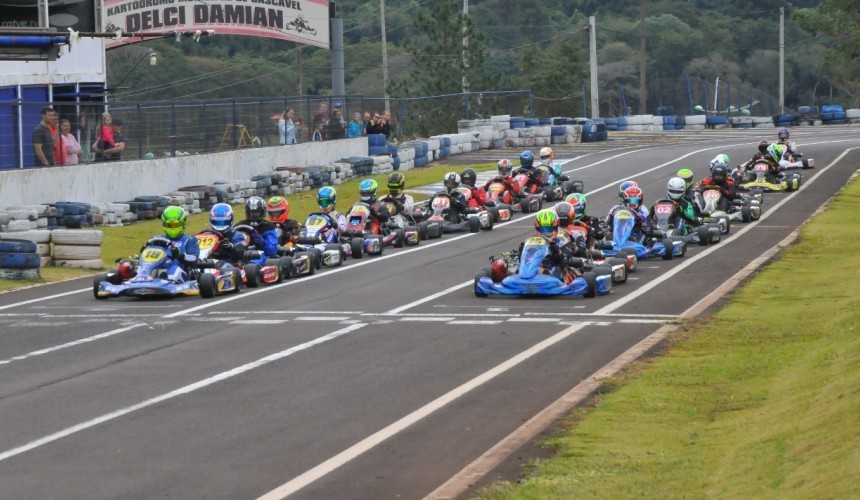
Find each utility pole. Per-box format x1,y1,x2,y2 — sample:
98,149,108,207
462,0,469,94
779,6,784,114
639,0,646,114
380,0,390,113
296,46,302,96
589,16,599,118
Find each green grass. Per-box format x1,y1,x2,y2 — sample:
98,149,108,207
0,162,495,292
480,178,860,499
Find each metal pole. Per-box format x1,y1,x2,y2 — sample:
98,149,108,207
380,0,390,113
779,7,785,114
462,0,469,94
685,74,693,114
581,82,587,117
638,0,646,114
589,15,599,118
331,18,345,97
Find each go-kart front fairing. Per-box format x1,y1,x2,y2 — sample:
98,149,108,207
600,208,685,260
94,237,201,299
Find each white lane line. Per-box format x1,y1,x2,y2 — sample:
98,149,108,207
211,310,366,315
617,318,669,324
294,316,350,321
506,317,561,323
382,281,473,315
378,312,521,318
256,322,592,500
192,316,245,322
448,320,503,325
0,323,367,463
0,324,146,366
398,317,455,322
230,320,288,325
522,312,677,318
0,288,89,311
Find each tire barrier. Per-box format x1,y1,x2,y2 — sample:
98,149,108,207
0,233,42,279
50,229,104,269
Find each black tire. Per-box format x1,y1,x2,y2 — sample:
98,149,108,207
393,228,405,248
428,222,443,239
583,271,597,298
661,239,675,260
350,238,363,259
231,269,242,294
542,185,557,201
93,273,109,299
474,268,491,297
697,226,710,246
298,252,315,275
311,247,323,269
468,217,481,233
417,221,429,240
265,258,284,284
279,256,294,279
607,258,628,283
199,273,216,298
487,206,501,223
519,198,532,214
741,205,752,222
245,263,260,288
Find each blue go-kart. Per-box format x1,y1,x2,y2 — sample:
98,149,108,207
598,208,686,261
474,236,612,297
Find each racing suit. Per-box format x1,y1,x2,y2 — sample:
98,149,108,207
145,233,200,283
606,204,651,242
569,214,606,251
379,193,416,229
462,184,488,208
698,177,743,212
649,198,698,234
272,219,302,253
235,218,279,266
482,175,522,202
444,188,470,223
518,234,571,281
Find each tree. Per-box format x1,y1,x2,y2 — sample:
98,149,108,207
515,37,588,117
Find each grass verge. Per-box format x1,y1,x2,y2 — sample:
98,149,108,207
480,176,860,498
0,162,495,292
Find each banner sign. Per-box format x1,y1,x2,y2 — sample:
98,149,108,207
103,0,330,49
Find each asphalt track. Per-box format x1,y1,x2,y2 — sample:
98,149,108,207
0,127,858,499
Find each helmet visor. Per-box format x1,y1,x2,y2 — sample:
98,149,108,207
625,196,641,208
163,220,184,229
268,208,286,221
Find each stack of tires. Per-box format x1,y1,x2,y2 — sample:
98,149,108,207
730,116,753,129
752,116,774,128
510,117,526,129
674,115,685,130
550,125,567,144
662,115,677,131
52,201,94,228
847,109,860,124
604,118,618,131
773,113,796,128
0,231,47,279
412,142,428,168
367,134,388,155
685,115,706,130
51,229,104,269
438,136,452,159
617,116,629,131
820,105,847,125
705,116,729,129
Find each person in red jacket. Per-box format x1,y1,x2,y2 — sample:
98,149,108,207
698,164,743,212
459,167,488,208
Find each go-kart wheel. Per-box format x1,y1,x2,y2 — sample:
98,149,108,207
296,252,314,275
719,216,731,235
661,239,675,260
311,247,323,269
474,268,491,297
199,273,217,298
245,263,260,288
265,258,284,284
487,206,501,223
607,258,628,283
568,180,585,194
393,228,405,248
350,238,363,259
697,226,710,246
741,204,752,222
542,185,557,201
230,269,241,294
468,217,481,233
582,271,597,298
279,256,294,279
428,222,443,239
483,213,494,231
417,221,429,240
404,225,421,246
708,228,721,244
519,199,532,214
93,273,109,299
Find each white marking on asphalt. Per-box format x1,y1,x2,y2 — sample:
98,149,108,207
522,312,678,318
256,322,592,500
382,281,473,315
398,317,455,322
0,324,146,366
211,310,366,315
506,317,561,323
230,320,287,325
293,316,350,321
0,323,367,463
0,288,89,311
192,316,245,322
594,321,613,326
617,319,669,324
448,320,503,325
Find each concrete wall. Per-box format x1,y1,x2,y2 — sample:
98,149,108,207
0,138,367,207
0,39,106,87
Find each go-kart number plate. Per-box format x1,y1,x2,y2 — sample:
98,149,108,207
306,218,326,229
352,205,370,215
703,190,720,200
142,248,166,262
755,163,768,172
526,236,545,246
196,236,217,250
489,183,504,193
615,209,633,220
432,197,450,209
655,203,674,214
525,284,541,294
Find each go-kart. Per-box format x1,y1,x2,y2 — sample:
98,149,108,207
650,200,721,246
457,186,510,223
217,226,293,287
378,195,442,240
474,236,612,297
484,176,541,214
372,199,423,246
342,202,386,257
598,207,686,260
566,223,630,282
93,236,229,299
297,213,351,265
512,168,563,202
697,186,760,224
535,163,585,197
737,159,802,193
418,191,493,234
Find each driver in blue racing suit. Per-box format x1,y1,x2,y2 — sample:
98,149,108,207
316,186,348,237
149,205,200,282
204,203,249,263
606,185,651,241
235,196,280,266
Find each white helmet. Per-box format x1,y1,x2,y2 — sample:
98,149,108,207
667,177,686,201
539,147,554,161
443,171,461,190
709,154,730,173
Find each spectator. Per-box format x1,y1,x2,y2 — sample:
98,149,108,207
363,111,372,135
93,118,126,162
61,119,82,166
32,106,55,166
311,121,324,142
278,108,299,145
381,110,393,139
312,101,328,140
366,112,384,135
347,112,363,138
49,109,67,166
97,112,116,155
328,108,346,139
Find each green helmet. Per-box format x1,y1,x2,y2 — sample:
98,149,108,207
767,143,784,163
677,168,694,189
567,193,587,217
534,208,559,236
388,172,406,195
161,206,187,239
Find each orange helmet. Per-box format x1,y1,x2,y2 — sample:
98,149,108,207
266,196,289,224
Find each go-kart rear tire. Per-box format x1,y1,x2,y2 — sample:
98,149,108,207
661,239,675,260
393,228,405,248
199,273,217,298
350,238,363,259
93,273,109,299
279,256,294,279
487,206,501,223
404,225,421,246
519,199,532,214
697,226,710,246
474,268,491,297
741,204,752,222
417,221,429,240
583,271,597,298
297,252,314,275
542,185,557,201
245,263,260,288
607,258,628,283
428,222,443,239
231,269,242,294
468,217,481,233
311,247,323,269
265,258,284,284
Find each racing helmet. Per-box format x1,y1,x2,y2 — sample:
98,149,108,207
709,154,730,172
317,186,337,213
554,202,574,227
667,177,686,201
777,127,790,141
568,192,587,218
539,147,554,162
519,150,534,169
767,143,784,163
244,196,267,224
209,203,234,234
161,205,187,239
460,168,478,187
266,196,289,224
758,140,771,154
497,159,512,177
387,172,406,195
623,186,644,210
618,180,638,200
359,179,379,203
677,168,695,189
534,208,559,236
443,172,461,191
711,165,729,185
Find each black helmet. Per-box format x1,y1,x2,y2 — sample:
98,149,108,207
555,202,574,227
244,196,266,222
758,140,770,154
460,168,477,187
711,165,728,184
388,172,405,195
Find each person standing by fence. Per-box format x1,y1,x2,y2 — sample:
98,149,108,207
347,112,363,138
279,108,299,145
61,119,82,166
32,106,55,166
328,108,346,140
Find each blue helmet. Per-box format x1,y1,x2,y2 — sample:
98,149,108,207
359,179,379,203
209,203,234,234
318,186,337,213
519,150,534,169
